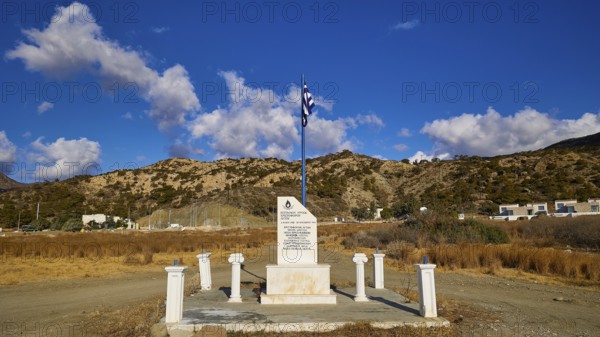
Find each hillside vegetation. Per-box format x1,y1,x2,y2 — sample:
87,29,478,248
1,139,600,229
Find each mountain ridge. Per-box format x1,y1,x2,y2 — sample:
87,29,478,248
546,131,600,149
0,172,23,191
1,134,599,228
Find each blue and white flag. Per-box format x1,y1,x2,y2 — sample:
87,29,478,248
302,81,315,127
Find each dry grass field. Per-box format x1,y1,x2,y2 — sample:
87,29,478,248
0,223,393,286
0,228,276,285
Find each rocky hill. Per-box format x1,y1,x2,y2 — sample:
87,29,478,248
546,131,600,149
1,137,600,228
0,172,23,191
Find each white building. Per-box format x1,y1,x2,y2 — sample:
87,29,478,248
553,199,600,217
493,202,548,221
374,208,384,219
82,214,107,225
82,214,138,229
492,198,600,220
527,202,548,215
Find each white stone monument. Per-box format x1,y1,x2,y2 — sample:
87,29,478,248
228,253,244,303
261,197,336,304
415,263,438,317
196,252,212,291
165,265,187,323
372,252,385,289
352,253,369,302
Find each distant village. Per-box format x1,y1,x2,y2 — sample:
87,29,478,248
492,198,600,221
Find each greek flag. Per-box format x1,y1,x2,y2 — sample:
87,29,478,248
302,81,315,127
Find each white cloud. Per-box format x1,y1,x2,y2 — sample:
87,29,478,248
37,101,54,114
355,113,384,128
398,128,412,137
121,112,133,120
391,19,420,31
29,137,101,179
408,151,450,163
22,131,32,139
301,112,382,155
0,131,17,164
6,2,199,131
188,71,357,159
306,114,355,154
188,71,297,159
314,95,335,112
421,107,600,157
393,144,409,152
152,26,170,34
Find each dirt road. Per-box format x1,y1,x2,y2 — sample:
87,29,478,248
1,251,598,336
438,272,600,336
0,272,163,322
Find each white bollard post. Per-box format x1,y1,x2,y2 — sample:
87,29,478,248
415,263,438,317
352,253,369,302
165,265,188,323
228,253,245,303
372,253,385,289
196,252,212,291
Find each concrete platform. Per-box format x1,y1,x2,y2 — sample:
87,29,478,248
166,286,449,336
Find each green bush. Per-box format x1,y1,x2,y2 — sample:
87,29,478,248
343,212,509,251
351,207,371,221
29,218,51,230
406,214,509,244
63,218,84,232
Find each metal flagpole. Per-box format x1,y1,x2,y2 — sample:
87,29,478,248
301,74,306,206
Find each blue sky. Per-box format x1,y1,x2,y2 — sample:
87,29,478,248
1,0,600,182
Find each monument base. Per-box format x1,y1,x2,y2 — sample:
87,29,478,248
261,264,337,305
261,293,337,305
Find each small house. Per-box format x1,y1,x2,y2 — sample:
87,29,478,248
553,199,600,217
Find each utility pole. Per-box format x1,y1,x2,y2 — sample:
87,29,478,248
168,208,171,225
36,202,40,220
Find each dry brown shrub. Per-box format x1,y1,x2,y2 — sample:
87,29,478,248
426,243,600,282
0,228,277,260
84,296,165,337
484,258,503,275
122,254,140,264
142,251,154,265
487,216,600,249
